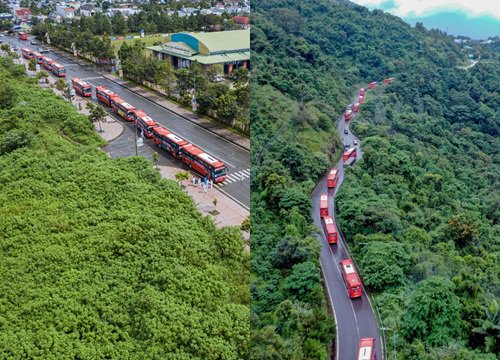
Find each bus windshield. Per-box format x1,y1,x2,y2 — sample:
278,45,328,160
214,167,227,176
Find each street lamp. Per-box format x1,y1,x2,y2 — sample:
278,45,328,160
380,327,396,360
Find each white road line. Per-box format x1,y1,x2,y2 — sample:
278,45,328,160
242,169,250,176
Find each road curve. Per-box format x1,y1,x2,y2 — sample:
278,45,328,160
311,87,382,360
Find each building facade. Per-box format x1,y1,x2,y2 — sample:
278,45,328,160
147,30,250,76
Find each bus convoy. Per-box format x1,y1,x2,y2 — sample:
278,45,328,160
77,81,227,183
21,47,66,77
318,79,395,357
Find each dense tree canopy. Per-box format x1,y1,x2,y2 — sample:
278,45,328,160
0,56,249,359
251,0,499,358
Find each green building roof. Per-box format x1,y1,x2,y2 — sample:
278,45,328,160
189,30,249,53
147,30,250,65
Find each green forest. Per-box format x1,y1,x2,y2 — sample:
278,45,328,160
251,0,499,359
0,56,249,359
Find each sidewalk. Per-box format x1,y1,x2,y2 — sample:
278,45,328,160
158,165,250,238
103,74,250,151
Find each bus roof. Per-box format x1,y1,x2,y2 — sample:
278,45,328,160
96,86,117,96
184,144,224,167
142,116,156,125
133,109,147,118
31,51,41,56
358,338,375,360
341,260,362,287
121,102,135,110
345,148,356,156
73,78,90,87
329,168,338,176
324,217,334,225
152,125,170,137
320,194,328,201
52,63,64,69
166,133,187,144
21,47,30,52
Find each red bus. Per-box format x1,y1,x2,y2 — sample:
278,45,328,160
181,143,227,183
72,78,92,97
32,51,44,64
383,77,395,85
96,86,118,106
111,97,135,121
21,47,31,59
358,338,376,360
343,147,357,163
327,167,339,188
322,216,338,244
41,56,54,71
152,125,189,159
18,32,27,41
359,87,365,96
132,110,157,138
368,81,378,89
319,193,328,217
340,259,362,298
353,102,360,112
345,109,353,121
51,62,65,77
358,95,364,104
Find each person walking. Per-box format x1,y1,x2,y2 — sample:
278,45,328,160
192,176,196,186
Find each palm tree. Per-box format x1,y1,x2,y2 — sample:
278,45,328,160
90,104,107,133
473,299,500,353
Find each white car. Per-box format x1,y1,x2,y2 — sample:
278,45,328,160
353,139,358,145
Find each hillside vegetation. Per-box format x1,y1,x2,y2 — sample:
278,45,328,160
251,0,499,358
0,56,249,359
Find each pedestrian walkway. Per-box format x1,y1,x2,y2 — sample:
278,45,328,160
103,74,250,151
214,168,250,187
80,76,104,82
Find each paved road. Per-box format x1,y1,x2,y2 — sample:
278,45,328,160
7,35,249,208
311,89,381,359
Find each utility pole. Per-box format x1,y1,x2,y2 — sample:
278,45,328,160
134,120,138,156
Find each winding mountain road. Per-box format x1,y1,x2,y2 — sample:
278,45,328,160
312,88,382,359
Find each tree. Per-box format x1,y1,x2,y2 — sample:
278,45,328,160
89,104,107,133
28,58,37,73
36,71,49,84
401,276,462,346
472,300,500,354
272,236,311,269
284,261,321,301
241,216,250,232
0,83,18,109
152,151,159,170
111,12,128,35
358,241,410,291
53,78,68,93
154,60,176,97
175,170,189,186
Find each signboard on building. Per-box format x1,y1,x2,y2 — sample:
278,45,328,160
162,42,193,56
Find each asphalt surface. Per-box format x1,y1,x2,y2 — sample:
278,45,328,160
7,35,250,209
311,90,381,360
